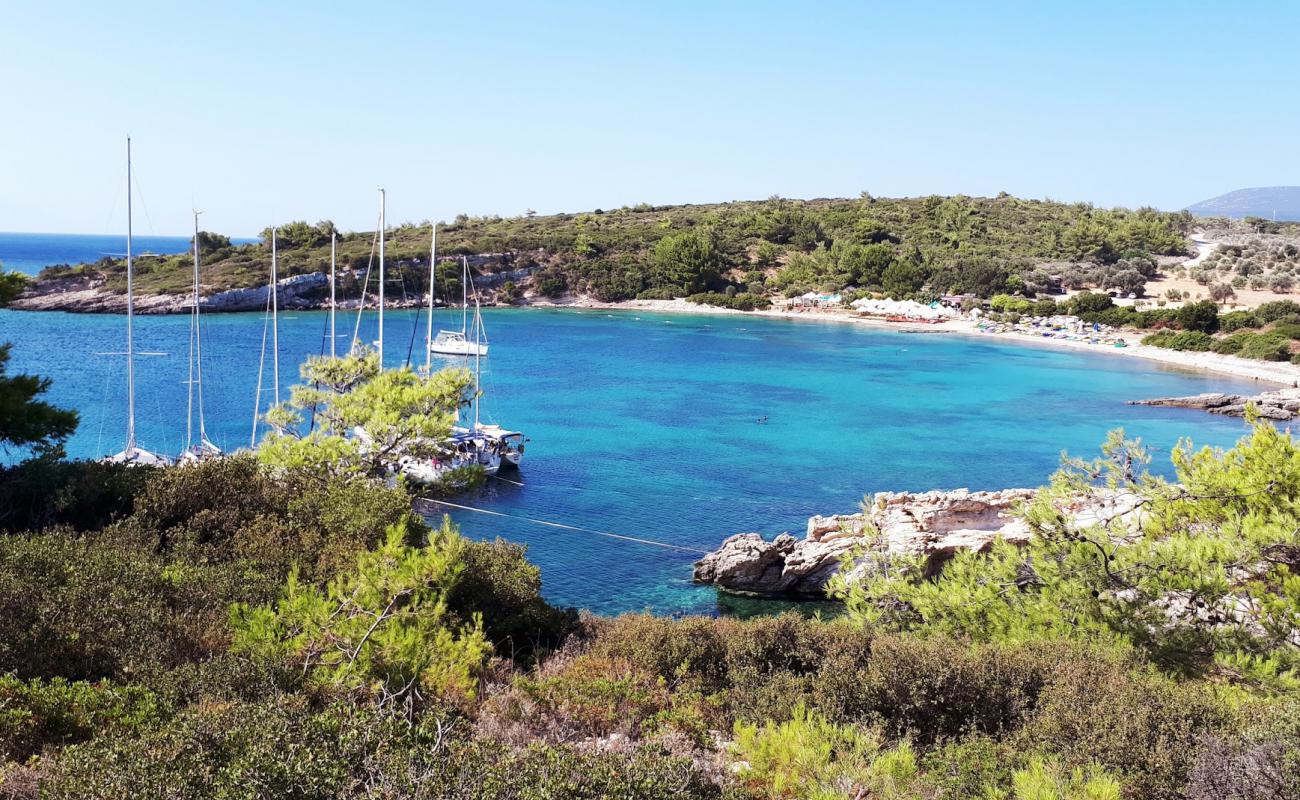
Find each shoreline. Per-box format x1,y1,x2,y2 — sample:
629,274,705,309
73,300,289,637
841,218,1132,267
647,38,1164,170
521,296,1300,387
10,286,1300,387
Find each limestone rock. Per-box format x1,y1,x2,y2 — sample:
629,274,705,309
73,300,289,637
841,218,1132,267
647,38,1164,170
1131,389,1300,421
694,487,1037,596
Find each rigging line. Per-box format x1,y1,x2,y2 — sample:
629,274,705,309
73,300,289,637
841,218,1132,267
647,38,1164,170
420,499,710,555
131,161,159,237
308,305,330,433
405,305,421,369
351,221,381,352
250,287,273,448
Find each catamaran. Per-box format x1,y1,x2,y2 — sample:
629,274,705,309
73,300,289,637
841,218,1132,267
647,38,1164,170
429,257,489,357
179,210,222,463
103,137,172,467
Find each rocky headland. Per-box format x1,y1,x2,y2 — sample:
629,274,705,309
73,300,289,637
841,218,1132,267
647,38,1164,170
693,487,1146,597
1130,388,1300,421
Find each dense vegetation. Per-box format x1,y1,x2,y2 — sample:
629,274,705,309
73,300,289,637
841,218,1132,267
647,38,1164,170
2,335,1299,797
29,194,1195,307
2,439,1299,798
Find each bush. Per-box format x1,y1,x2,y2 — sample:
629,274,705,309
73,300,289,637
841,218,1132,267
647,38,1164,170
1186,700,1300,800
1218,310,1258,332
0,458,150,534
1211,331,1252,355
0,676,162,764
1238,332,1292,361
635,286,678,301
445,536,578,662
1269,321,1300,340
534,267,567,297
686,292,771,311
1017,657,1228,800
1140,330,1212,351
990,294,1033,313
1175,299,1220,333
1254,300,1300,323
1064,291,1113,315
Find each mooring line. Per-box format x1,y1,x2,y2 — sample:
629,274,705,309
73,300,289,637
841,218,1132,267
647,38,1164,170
421,498,709,556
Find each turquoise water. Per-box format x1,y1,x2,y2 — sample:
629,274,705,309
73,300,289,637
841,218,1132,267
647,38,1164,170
0,305,1269,614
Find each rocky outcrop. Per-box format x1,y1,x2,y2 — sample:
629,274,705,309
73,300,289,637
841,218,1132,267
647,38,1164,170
15,271,336,314
693,488,1036,596
1130,389,1300,421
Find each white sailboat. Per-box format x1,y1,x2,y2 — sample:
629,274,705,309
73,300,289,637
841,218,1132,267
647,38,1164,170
103,137,171,467
430,256,489,357
179,211,222,463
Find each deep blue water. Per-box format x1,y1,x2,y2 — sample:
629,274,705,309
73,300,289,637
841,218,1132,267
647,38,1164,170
0,305,1270,615
0,232,256,275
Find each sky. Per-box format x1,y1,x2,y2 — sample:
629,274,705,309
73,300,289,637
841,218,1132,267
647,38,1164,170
1,0,1296,237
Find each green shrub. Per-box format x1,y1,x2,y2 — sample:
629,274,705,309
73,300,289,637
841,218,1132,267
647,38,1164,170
1218,310,1258,332
1032,298,1059,316
445,536,578,663
1141,330,1212,351
1017,658,1228,800
730,704,886,799
0,458,150,534
1238,332,1291,361
0,676,162,763
1254,300,1300,323
1064,292,1114,316
1268,321,1300,340
1211,331,1252,355
635,286,678,300
686,292,771,311
1175,300,1220,333
991,294,1033,313
229,520,491,706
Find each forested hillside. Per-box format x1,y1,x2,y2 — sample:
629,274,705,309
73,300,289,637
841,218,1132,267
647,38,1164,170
30,194,1194,307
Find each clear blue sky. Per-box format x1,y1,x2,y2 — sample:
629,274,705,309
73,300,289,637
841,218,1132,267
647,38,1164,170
2,1,1295,236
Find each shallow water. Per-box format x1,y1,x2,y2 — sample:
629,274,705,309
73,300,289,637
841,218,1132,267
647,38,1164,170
0,305,1268,614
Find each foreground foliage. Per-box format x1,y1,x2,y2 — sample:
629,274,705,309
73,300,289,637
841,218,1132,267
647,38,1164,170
834,418,1300,691
3,422,1300,799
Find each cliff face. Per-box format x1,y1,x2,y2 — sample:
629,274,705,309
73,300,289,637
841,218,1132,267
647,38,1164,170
14,272,331,314
693,487,1147,597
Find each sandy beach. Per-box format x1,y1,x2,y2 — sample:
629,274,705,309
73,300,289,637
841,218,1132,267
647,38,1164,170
523,296,1300,387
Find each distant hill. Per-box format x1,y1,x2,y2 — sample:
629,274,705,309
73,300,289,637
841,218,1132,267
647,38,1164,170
1185,186,1300,221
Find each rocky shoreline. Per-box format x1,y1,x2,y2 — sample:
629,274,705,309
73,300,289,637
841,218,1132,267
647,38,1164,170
693,487,1146,598
1130,388,1300,421
8,271,446,314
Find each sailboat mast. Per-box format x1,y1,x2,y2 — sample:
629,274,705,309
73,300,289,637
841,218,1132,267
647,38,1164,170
271,228,280,406
425,224,436,373
377,188,385,364
329,232,337,358
124,137,137,455
193,211,209,443
471,272,481,428
461,256,468,337
186,212,198,451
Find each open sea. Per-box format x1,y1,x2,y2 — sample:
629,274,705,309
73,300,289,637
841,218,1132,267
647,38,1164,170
0,231,256,275
0,235,1274,615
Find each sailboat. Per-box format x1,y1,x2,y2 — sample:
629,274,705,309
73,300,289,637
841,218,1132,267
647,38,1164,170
179,211,222,463
103,137,171,467
455,269,525,470
429,256,489,357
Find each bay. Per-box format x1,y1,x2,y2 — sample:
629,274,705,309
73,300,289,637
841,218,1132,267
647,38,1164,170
0,305,1266,615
